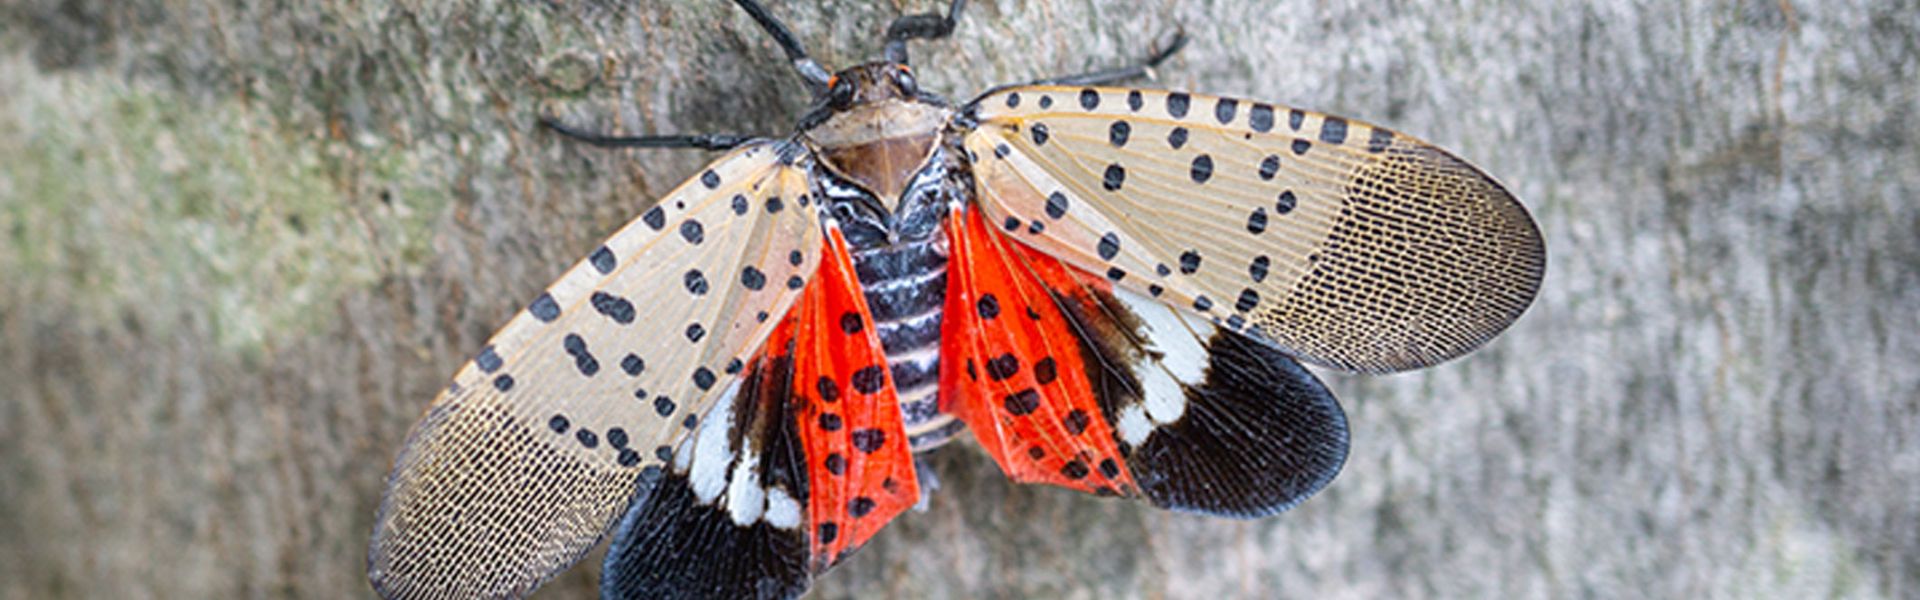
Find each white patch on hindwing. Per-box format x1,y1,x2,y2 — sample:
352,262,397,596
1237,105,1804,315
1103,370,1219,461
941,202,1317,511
675,376,803,531
1109,287,1213,445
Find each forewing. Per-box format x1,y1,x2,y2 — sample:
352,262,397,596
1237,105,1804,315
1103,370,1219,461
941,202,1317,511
369,140,821,599
945,206,1347,517
600,229,918,599
963,85,1546,373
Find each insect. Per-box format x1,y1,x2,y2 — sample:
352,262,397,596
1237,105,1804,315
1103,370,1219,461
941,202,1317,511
367,0,1546,598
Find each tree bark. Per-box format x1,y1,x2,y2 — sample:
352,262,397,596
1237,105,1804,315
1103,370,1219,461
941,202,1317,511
2,0,1915,598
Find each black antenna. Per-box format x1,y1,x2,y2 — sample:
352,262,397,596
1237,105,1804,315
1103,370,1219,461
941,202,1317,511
882,0,966,65
731,0,833,93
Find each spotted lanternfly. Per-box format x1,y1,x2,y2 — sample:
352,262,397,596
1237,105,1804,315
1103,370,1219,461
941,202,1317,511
367,0,1546,598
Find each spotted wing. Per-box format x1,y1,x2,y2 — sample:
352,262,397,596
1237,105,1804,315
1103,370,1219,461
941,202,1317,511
943,206,1348,516
369,140,822,599
963,86,1545,373
601,229,919,599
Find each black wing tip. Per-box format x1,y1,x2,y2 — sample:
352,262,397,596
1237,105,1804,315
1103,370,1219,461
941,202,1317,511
601,474,812,600
1129,331,1352,519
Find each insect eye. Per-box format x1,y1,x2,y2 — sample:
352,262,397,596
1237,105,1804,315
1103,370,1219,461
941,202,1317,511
892,67,918,95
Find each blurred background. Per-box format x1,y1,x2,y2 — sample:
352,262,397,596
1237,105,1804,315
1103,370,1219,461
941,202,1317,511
1,0,1914,598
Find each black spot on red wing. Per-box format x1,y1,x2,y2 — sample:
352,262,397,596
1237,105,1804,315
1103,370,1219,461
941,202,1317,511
986,353,1019,381
1290,139,1312,156
700,169,720,189
654,395,675,416
1108,121,1131,147
1214,97,1238,123
1250,255,1271,283
1063,409,1090,435
575,429,599,448
1061,459,1090,479
1097,232,1121,260
492,373,515,391
825,453,846,475
1099,458,1121,478
1236,288,1261,312
1028,446,1046,459
1079,88,1100,110
1276,190,1298,214
1031,122,1051,145
818,413,843,432
548,414,570,433
1247,208,1269,234
977,294,1001,319
476,346,503,373
966,358,978,381
1249,103,1276,132
1045,192,1070,219
1259,155,1281,180
817,376,840,402
840,311,863,334
1368,127,1394,152
1288,109,1305,131
849,497,876,518
683,269,709,295
1033,357,1058,385
1166,92,1191,118
1167,127,1189,149
1320,117,1348,144
818,522,839,544
1004,388,1040,416
529,293,561,322
1102,164,1126,191
1189,155,1214,183
590,246,617,274
850,365,886,394
850,428,886,453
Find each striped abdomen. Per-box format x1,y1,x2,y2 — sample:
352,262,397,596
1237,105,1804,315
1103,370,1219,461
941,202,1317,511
850,236,965,451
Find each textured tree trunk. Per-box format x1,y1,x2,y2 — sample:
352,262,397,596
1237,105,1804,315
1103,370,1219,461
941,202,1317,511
2,0,1915,598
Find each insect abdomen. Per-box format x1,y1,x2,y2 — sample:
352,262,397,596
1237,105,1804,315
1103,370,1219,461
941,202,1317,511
850,236,964,451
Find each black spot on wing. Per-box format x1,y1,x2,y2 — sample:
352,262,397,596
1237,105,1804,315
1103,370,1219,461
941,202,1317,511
1126,331,1349,518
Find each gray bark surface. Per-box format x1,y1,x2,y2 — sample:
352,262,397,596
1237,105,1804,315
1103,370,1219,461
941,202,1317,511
1,0,1914,598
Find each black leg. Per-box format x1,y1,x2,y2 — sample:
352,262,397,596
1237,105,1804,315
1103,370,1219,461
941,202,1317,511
883,0,966,65
1028,30,1188,86
731,0,833,93
540,116,758,151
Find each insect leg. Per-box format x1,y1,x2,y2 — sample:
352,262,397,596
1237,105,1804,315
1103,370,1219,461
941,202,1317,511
1028,30,1188,86
731,0,833,93
882,0,966,65
539,116,758,151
